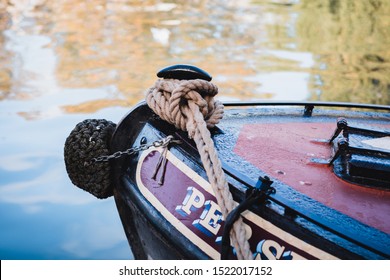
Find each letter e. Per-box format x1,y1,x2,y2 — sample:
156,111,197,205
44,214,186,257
193,200,223,236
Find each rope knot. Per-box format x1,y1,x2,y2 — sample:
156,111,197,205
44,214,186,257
146,79,224,137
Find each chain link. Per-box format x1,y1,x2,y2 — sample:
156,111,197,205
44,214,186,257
90,135,180,164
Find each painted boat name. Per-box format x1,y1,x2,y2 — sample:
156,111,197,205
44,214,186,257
176,186,304,260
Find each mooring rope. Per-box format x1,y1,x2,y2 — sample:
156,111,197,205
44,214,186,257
146,78,253,260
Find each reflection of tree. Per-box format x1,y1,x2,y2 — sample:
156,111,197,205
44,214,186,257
296,0,390,105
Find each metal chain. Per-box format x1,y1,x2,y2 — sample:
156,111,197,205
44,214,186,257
90,135,180,164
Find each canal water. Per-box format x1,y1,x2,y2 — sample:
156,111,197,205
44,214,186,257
0,0,389,259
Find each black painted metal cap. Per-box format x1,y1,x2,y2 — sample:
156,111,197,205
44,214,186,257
157,64,212,81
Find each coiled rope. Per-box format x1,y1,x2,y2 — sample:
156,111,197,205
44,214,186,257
146,78,253,260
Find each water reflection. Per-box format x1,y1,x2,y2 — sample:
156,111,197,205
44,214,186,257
2,0,388,113
0,0,389,260
297,0,390,104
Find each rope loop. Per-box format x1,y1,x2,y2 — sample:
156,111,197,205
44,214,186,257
147,79,223,137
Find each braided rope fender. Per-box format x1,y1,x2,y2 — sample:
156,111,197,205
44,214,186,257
146,78,253,260
64,119,116,199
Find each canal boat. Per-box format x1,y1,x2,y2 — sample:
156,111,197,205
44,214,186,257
64,65,390,260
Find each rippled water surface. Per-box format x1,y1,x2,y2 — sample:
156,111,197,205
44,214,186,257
0,0,389,259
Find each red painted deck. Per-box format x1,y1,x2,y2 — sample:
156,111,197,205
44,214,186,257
234,122,390,234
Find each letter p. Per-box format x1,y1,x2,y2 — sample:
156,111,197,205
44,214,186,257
176,186,205,217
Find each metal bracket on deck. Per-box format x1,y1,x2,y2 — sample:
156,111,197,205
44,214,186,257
328,118,390,190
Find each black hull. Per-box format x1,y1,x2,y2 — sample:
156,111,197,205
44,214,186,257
111,101,390,260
